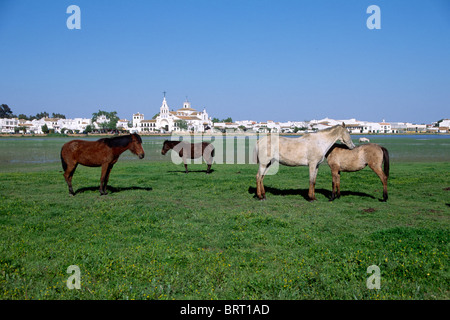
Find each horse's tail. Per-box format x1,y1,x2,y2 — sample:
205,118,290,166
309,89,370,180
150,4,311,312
60,148,67,172
381,146,389,178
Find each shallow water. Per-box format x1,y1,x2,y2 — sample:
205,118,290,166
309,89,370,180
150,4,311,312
0,134,449,170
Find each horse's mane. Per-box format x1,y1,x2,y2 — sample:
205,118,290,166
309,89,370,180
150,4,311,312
133,133,142,144
164,140,181,146
100,135,134,148
320,124,344,132
300,124,344,139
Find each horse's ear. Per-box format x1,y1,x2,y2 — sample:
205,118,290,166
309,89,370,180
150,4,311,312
342,122,346,128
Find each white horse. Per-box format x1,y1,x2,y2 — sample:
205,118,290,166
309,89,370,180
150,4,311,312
359,137,370,143
254,124,355,201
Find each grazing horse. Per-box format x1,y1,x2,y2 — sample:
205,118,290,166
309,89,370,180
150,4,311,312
326,143,389,202
359,137,370,143
254,124,355,201
161,140,215,174
60,133,145,196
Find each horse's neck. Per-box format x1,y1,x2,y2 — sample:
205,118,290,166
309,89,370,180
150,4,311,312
112,145,129,157
169,141,181,149
319,128,342,154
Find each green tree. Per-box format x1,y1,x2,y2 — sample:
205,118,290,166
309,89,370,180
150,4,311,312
175,119,188,130
52,113,66,119
212,117,233,123
84,125,93,133
41,124,49,134
0,104,14,118
36,112,49,119
92,110,119,132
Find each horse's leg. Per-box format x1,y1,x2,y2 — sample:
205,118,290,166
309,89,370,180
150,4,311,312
370,164,388,201
336,171,341,198
308,163,319,201
330,168,339,201
204,156,212,174
256,163,269,200
99,163,110,195
183,156,189,173
64,162,78,196
103,164,114,195
259,162,272,200
204,146,213,174
256,165,262,199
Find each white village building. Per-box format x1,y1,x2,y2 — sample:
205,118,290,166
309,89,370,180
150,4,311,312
309,118,393,133
0,118,19,133
132,96,213,133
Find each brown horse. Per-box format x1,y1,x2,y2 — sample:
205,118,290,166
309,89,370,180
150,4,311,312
326,143,389,201
60,133,145,196
161,140,215,174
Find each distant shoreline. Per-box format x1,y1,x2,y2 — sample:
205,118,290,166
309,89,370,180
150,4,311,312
0,132,449,138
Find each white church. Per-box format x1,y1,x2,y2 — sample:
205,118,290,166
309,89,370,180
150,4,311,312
131,95,213,133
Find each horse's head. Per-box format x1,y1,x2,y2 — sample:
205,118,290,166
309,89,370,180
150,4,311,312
338,123,355,149
129,133,145,159
161,140,170,155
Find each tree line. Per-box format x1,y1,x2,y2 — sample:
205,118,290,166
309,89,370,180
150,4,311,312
212,117,233,123
1,104,122,134
1,104,66,120
2,104,236,133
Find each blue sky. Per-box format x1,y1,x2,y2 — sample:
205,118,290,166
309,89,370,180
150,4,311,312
1,0,449,123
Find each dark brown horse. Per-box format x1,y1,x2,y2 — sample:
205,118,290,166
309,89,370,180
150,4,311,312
161,140,215,174
61,133,145,195
326,143,389,201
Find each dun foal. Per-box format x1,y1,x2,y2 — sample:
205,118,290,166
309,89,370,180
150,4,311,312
326,143,389,201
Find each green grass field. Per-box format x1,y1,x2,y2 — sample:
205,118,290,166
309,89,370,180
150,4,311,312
0,135,449,300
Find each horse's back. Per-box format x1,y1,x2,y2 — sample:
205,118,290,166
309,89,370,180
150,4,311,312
61,139,85,154
327,143,383,171
61,139,111,166
256,135,309,166
176,141,213,159
279,136,311,166
361,143,385,164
